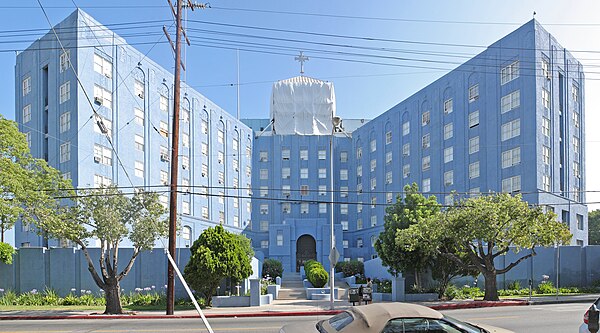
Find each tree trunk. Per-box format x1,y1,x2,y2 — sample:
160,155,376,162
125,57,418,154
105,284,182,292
482,271,499,301
103,279,123,314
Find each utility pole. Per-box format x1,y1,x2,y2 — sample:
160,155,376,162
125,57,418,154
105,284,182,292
164,0,208,316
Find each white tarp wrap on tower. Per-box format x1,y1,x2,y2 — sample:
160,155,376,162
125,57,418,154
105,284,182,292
270,76,336,135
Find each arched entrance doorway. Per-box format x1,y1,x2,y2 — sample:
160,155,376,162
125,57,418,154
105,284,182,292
296,235,316,272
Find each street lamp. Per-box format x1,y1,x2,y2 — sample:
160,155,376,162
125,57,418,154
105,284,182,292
329,116,341,310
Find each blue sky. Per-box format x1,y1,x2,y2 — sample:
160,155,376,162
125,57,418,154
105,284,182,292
1,0,600,208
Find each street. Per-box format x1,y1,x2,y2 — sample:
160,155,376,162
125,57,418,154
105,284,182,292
0,303,588,332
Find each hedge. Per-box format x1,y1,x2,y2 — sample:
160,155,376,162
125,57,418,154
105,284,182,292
304,260,329,288
335,260,364,277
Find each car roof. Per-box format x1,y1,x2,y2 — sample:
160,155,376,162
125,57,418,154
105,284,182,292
351,303,443,328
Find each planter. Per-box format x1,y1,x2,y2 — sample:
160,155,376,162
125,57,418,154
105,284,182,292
260,294,273,305
306,287,340,300
372,292,392,302
212,295,251,307
267,284,280,300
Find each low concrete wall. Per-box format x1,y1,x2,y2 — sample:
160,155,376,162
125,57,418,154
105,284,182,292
372,292,392,302
267,284,280,300
260,294,273,305
306,287,340,300
212,296,251,307
405,293,439,302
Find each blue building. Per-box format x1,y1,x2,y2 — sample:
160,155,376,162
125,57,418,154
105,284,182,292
244,19,587,274
14,10,253,248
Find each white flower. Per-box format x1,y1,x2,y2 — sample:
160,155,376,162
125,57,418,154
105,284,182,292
70,288,76,292
135,288,142,292
86,290,92,294
31,289,38,294
151,285,156,289
144,287,151,291
0,288,4,292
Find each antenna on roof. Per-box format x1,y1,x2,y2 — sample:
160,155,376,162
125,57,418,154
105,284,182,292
533,11,536,19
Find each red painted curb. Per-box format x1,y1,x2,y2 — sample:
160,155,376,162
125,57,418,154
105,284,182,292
0,310,343,320
429,300,528,310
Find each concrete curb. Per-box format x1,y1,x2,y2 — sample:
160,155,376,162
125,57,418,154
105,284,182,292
429,300,528,310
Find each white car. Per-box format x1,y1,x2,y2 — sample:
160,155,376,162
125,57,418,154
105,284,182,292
579,299,600,333
280,303,514,333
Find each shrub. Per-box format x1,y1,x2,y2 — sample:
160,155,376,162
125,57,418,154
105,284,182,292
335,260,364,277
507,280,521,290
262,259,283,281
0,242,15,265
304,260,329,288
537,281,556,294
443,284,460,300
373,278,392,294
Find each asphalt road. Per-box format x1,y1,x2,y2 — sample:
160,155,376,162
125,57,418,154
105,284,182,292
0,303,589,333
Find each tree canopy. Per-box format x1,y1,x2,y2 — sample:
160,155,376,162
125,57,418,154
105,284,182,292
35,186,168,314
588,210,600,245
184,225,253,305
397,193,572,301
0,115,71,242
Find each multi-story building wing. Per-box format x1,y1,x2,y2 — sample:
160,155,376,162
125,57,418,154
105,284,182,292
245,19,587,273
14,10,252,248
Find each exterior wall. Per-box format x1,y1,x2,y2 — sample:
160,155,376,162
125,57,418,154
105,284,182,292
14,10,252,248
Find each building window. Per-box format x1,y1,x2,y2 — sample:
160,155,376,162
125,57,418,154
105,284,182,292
343,240,349,249
159,94,168,112
541,89,550,109
276,231,284,246
341,186,348,197
386,152,392,164
422,134,430,149
469,110,479,128
59,111,70,133
357,238,363,248
134,134,144,151
422,156,430,171
59,81,71,104
134,80,144,99
340,169,348,180
182,155,189,170
469,84,479,102
370,159,376,172
301,202,309,214
25,132,31,148
542,58,550,79
182,201,190,215
201,164,208,177
371,215,377,227
160,170,169,185
341,221,349,231
260,221,269,231
422,111,430,126
282,168,290,179
260,169,268,180
469,188,480,197
217,129,224,144
357,203,363,213
574,111,580,128
445,194,454,206
501,60,519,85
402,143,410,157
386,131,392,145
371,177,377,190
577,214,584,230
232,138,239,151
93,53,112,77
501,90,520,113
502,175,521,193
217,151,224,164
574,162,581,179
282,202,290,213
134,107,144,126
469,161,480,179
60,50,71,72
573,137,580,153
444,99,453,114
23,104,32,123
59,142,71,163
182,107,190,123
201,119,208,134
444,123,453,140
573,84,580,103
501,119,520,141
93,85,112,108
94,174,111,188
341,204,348,215
201,206,209,219
182,133,189,148
542,146,550,165
387,192,393,203
386,171,392,184
444,147,453,163
319,203,327,214
300,168,308,179
300,149,308,160
357,165,363,177
259,151,268,162
469,136,479,154
370,139,376,152
282,149,290,160
502,147,521,168
403,164,410,178
94,144,112,165
402,121,410,135
261,240,269,249
371,196,376,208
318,149,326,160
94,116,112,137
542,117,550,137
300,185,309,196
444,170,454,186
543,175,551,192
318,185,326,196
260,186,268,197
22,76,31,96
260,204,269,215
319,168,327,179
356,147,362,159
340,151,348,162
357,219,363,230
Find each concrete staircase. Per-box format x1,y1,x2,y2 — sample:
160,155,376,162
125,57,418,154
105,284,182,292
278,272,305,300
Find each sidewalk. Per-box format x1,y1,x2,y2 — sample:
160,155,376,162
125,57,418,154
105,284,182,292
0,294,597,320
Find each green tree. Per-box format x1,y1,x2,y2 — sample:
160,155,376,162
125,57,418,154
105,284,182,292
0,116,70,243
588,210,600,245
262,258,284,281
374,183,440,285
397,193,572,301
35,186,168,314
184,225,253,306
0,242,15,264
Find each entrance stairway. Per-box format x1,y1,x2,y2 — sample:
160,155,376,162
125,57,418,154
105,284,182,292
278,271,349,300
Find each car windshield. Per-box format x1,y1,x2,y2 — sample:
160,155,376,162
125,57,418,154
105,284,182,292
443,315,486,333
328,311,354,331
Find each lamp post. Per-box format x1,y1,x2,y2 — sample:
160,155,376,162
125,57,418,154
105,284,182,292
329,116,341,310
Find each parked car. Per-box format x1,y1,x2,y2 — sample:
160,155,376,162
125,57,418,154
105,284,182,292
579,298,600,333
280,302,514,333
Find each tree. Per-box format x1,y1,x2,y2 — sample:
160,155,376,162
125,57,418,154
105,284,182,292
262,258,283,281
35,186,168,314
397,193,572,301
0,242,15,264
0,116,70,243
374,183,440,285
184,225,253,306
588,210,600,245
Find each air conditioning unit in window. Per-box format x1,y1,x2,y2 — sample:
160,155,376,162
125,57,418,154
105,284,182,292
218,179,223,184
283,209,289,213
182,164,187,170
445,181,452,186
104,73,111,79
94,97,103,105
202,172,206,177
160,153,169,162
218,159,223,164
234,167,238,171
137,93,144,99
93,156,101,163
260,157,267,162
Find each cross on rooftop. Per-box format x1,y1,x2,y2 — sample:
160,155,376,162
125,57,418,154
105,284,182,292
295,51,309,75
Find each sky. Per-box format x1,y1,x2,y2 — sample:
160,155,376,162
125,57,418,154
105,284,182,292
1,0,600,209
